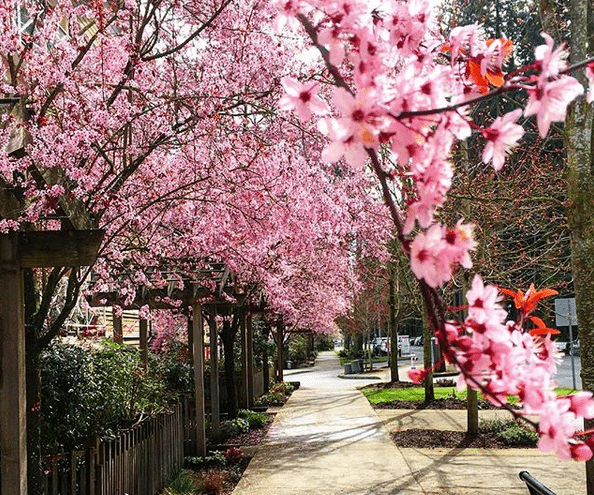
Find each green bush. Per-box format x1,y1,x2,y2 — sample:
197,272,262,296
238,409,267,429
221,418,250,439
288,335,309,365
40,340,177,453
253,381,295,407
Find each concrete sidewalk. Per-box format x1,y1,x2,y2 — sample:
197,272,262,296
233,353,586,494
233,386,423,494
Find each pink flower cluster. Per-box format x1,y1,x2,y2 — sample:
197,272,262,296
440,276,594,461
410,221,474,288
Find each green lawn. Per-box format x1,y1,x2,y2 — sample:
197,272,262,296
361,386,575,405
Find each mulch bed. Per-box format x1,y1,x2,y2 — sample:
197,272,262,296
375,397,500,410
209,413,276,494
391,428,533,449
225,413,276,446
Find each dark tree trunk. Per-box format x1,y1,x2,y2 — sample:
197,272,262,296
221,318,238,419
563,0,594,491
262,323,270,393
422,307,434,402
388,261,400,383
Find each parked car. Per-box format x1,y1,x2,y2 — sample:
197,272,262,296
553,340,568,354
372,337,389,356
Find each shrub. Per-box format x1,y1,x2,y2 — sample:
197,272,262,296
287,335,309,365
40,340,190,454
338,349,348,358
224,447,244,464
237,409,267,429
221,418,250,439
254,381,295,407
197,469,228,495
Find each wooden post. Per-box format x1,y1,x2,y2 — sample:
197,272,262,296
209,315,220,441
187,314,194,366
139,317,148,365
277,317,284,382
191,304,206,457
112,309,123,344
246,313,254,409
0,234,28,494
240,312,249,409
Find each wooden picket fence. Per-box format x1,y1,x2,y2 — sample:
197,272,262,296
43,402,186,495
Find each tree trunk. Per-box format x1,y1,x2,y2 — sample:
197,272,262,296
221,318,238,419
565,0,594,491
422,307,434,402
388,262,400,382
262,323,270,393
276,317,284,382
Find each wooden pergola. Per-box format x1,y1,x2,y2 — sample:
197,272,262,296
0,229,104,495
85,264,261,455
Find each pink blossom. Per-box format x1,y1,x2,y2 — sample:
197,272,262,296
568,392,594,419
465,275,504,324
278,77,329,121
272,0,304,33
570,442,593,462
534,33,569,81
482,109,524,171
537,400,577,461
408,368,426,384
318,88,385,168
318,118,369,168
525,76,584,137
409,223,448,288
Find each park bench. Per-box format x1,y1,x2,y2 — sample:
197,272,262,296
519,471,558,495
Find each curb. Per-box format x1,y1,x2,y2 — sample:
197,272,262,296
337,374,382,380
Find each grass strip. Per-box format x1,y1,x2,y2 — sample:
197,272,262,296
361,386,575,405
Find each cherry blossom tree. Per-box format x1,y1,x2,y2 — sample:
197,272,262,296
2,1,395,487
274,0,594,462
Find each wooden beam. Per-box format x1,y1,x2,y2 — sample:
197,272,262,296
191,304,206,457
18,230,104,268
86,285,214,310
187,315,194,365
0,234,27,494
112,309,123,345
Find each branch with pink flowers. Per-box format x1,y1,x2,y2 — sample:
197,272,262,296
274,0,594,461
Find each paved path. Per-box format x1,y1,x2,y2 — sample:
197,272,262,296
233,351,586,495
234,352,421,494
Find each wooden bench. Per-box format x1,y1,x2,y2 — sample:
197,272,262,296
519,471,558,495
